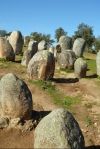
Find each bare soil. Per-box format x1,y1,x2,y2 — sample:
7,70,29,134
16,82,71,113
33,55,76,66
0,53,100,149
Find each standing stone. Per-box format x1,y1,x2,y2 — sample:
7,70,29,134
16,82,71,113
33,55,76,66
21,40,38,66
9,30,24,54
0,37,15,61
34,108,85,149
74,58,87,78
57,50,76,69
73,38,85,57
96,50,100,76
0,73,33,120
49,46,57,58
38,40,47,51
27,50,55,80
59,35,72,51
28,40,38,53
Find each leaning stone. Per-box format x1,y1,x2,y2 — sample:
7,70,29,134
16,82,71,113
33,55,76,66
38,40,47,51
73,38,85,57
34,108,85,149
0,37,15,61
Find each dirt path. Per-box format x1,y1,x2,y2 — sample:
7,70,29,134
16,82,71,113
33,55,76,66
0,54,100,148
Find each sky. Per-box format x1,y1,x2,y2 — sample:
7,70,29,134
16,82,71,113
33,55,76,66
0,0,100,44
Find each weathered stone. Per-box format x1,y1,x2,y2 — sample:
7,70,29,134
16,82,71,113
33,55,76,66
57,49,76,69
21,50,33,66
34,108,85,149
27,50,55,80
74,58,87,78
73,38,85,57
49,46,57,58
38,40,47,51
28,40,38,52
96,50,100,76
0,117,9,129
59,35,72,50
9,30,24,54
0,73,33,120
0,37,15,61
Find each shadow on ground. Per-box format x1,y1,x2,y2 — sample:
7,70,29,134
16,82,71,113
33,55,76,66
86,74,98,78
31,110,51,121
51,78,79,83
85,145,100,149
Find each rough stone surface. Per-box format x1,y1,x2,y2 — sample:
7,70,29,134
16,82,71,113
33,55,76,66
96,50,100,76
28,40,38,53
9,30,24,54
0,37,15,61
59,35,72,50
21,50,33,66
74,58,87,78
27,50,55,80
0,117,9,129
73,38,85,57
0,73,33,120
38,40,47,51
34,108,85,149
49,46,57,58
57,49,76,69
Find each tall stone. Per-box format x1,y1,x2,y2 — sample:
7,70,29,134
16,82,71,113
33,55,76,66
0,73,33,120
96,50,100,76
73,38,85,57
0,37,15,61
9,30,24,54
34,108,85,149
74,58,87,78
27,50,55,80
49,46,57,58
59,35,72,51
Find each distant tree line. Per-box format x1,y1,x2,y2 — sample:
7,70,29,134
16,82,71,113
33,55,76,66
0,23,100,52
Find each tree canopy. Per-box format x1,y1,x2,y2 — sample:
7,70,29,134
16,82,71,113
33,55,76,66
0,30,11,37
72,23,95,50
55,27,67,42
30,32,55,45
93,36,100,52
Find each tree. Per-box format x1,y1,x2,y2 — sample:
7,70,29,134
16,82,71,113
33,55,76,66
0,30,8,37
55,27,67,42
93,36,100,52
30,32,55,45
72,23,95,51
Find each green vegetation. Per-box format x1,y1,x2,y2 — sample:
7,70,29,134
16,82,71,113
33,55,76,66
54,27,67,42
60,68,74,73
72,23,95,51
84,116,92,126
28,79,81,109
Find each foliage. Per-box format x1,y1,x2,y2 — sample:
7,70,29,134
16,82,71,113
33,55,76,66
84,116,92,126
60,68,74,73
72,23,95,50
0,30,11,37
30,32,55,45
28,79,81,109
93,36,100,52
55,27,67,42
24,36,30,46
